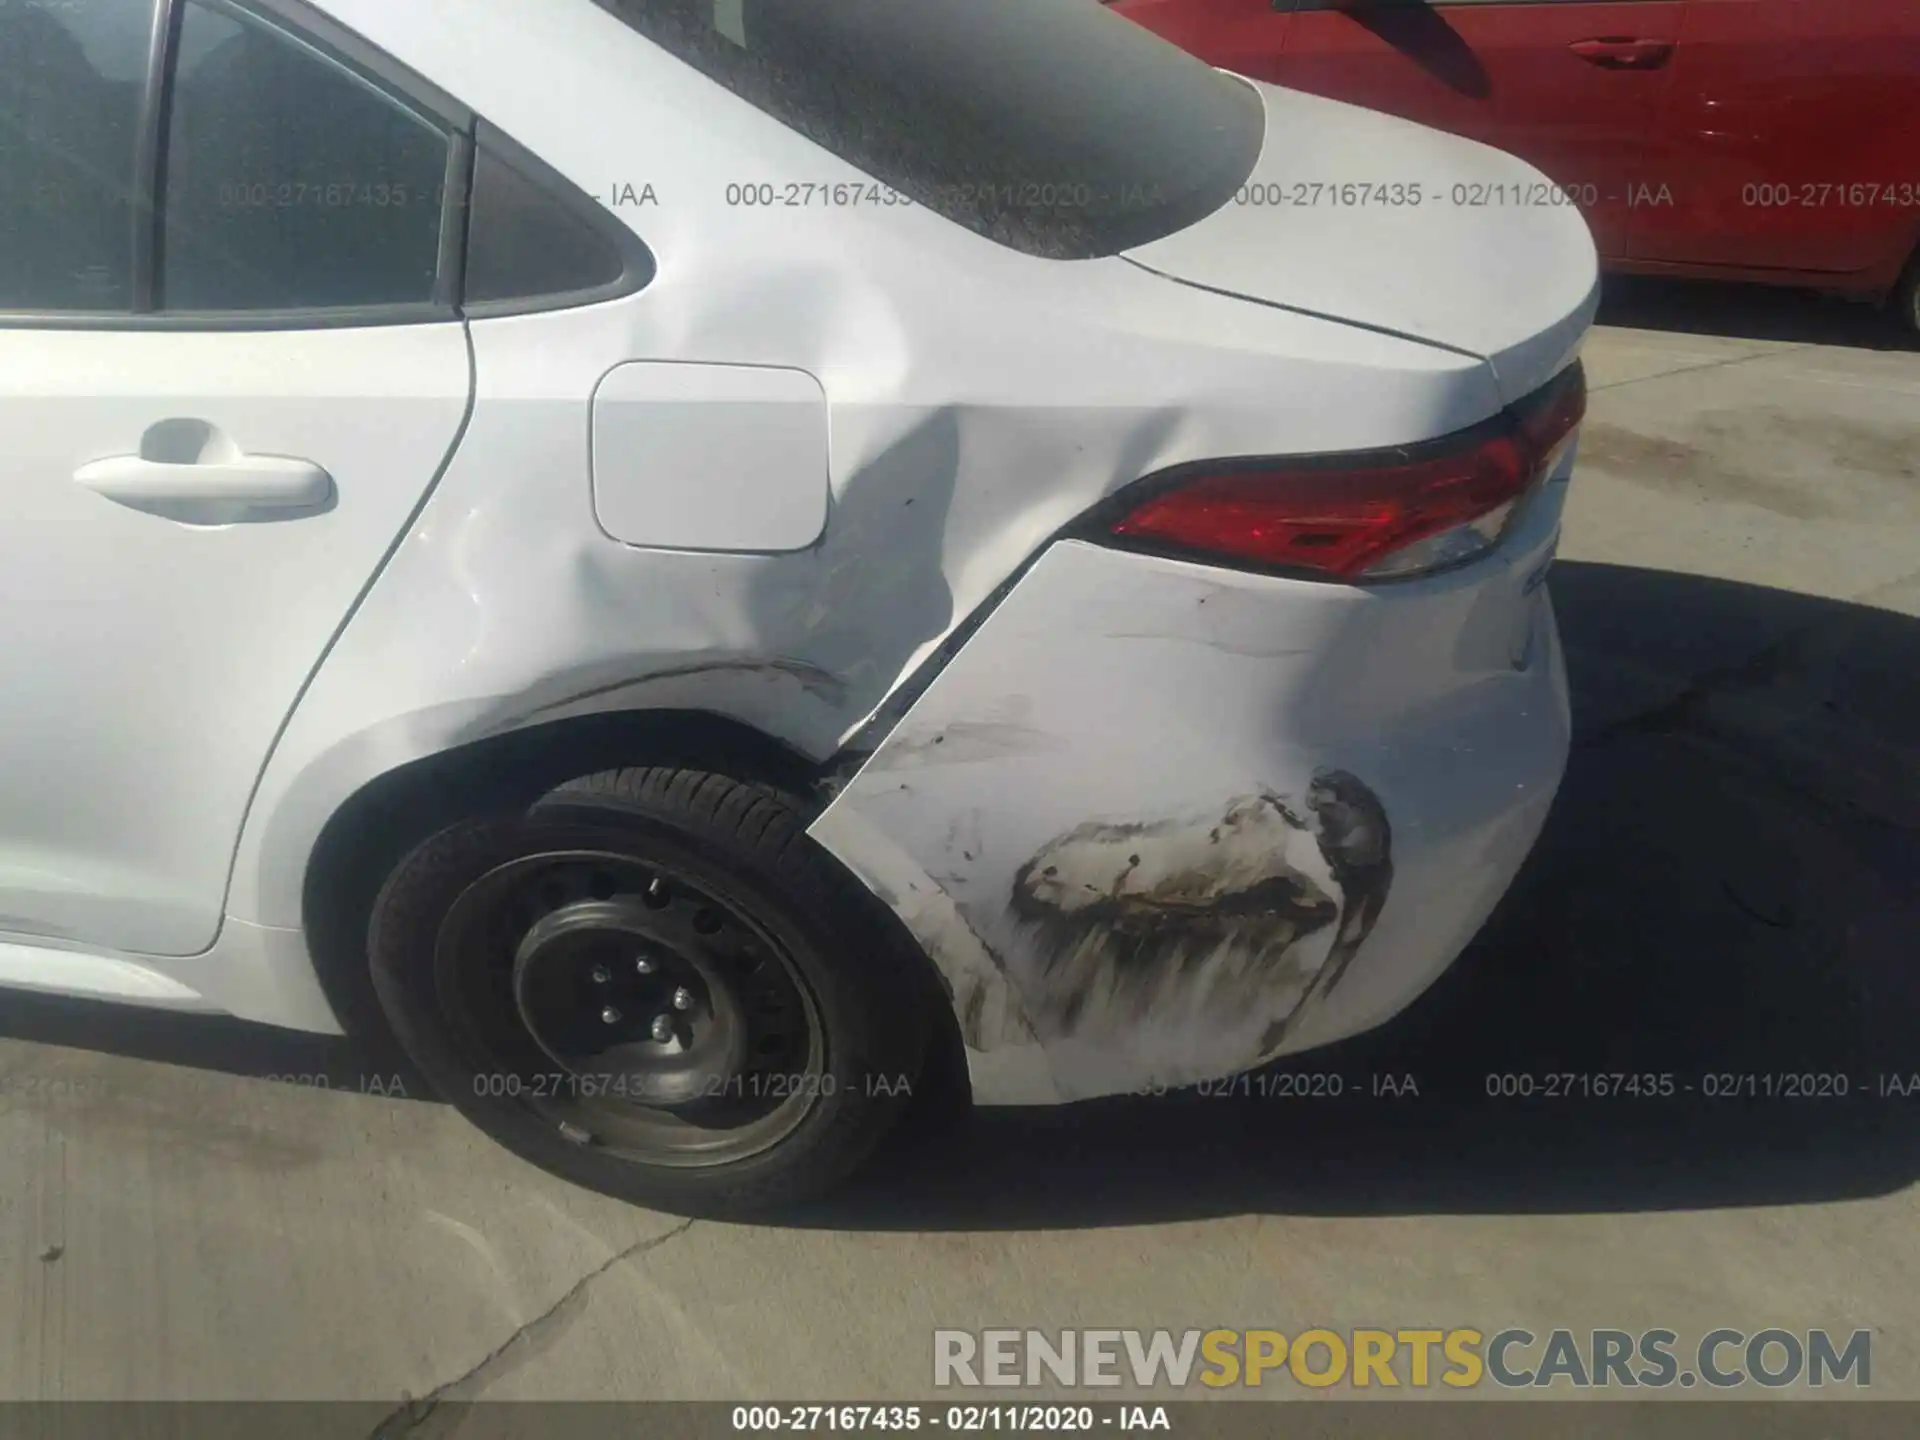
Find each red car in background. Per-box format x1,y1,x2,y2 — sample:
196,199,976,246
1111,0,1920,334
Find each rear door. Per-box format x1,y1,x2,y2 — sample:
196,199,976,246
1631,0,1920,277
1273,0,1685,257
0,0,472,956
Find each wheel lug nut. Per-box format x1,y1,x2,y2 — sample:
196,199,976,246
635,956,655,975
590,966,610,984
650,1014,674,1042
600,1006,622,1025
672,987,694,1012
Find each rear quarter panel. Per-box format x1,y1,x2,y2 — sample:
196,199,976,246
225,0,1505,964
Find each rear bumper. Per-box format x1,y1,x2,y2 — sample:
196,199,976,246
809,474,1573,1106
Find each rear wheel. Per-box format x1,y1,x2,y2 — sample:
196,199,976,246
366,767,934,1215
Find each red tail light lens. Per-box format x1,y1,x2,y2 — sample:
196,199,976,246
1108,364,1586,581
1515,360,1590,460
1112,434,1532,579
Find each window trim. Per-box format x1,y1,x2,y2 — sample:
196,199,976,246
130,0,174,311
0,0,474,331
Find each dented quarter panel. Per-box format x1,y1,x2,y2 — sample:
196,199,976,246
135,0,1580,1046
215,1,1503,966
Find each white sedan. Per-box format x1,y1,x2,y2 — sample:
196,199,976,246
0,0,1594,1212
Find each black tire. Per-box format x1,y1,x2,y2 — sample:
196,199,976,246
366,766,935,1217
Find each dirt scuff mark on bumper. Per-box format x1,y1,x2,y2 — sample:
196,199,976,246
1262,769,1395,1052
867,714,1070,774
1007,770,1393,1062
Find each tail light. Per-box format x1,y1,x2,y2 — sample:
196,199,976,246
1102,363,1585,582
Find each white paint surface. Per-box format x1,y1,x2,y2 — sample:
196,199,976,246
1127,81,1600,405
0,325,470,958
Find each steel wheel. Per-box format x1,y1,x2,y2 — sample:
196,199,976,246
368,765,938,1213
433,848,829,1167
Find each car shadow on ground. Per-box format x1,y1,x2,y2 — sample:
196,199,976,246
0,562,1914,1230
1597,273,1916,351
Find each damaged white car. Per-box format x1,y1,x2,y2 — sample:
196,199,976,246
0,0,1592,1211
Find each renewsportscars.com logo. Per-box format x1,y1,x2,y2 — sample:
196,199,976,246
932,1328,1872,1391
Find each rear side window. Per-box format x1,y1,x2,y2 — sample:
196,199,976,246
0,0,152,312
163,0,451,311
592,0,1265,259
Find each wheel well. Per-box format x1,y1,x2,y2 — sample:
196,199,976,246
299,707,969,1106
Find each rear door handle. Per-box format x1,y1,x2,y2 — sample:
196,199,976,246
74,453,333,520
1569,37,1675,69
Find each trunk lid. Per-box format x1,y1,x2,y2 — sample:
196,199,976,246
1122,79,1600,405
